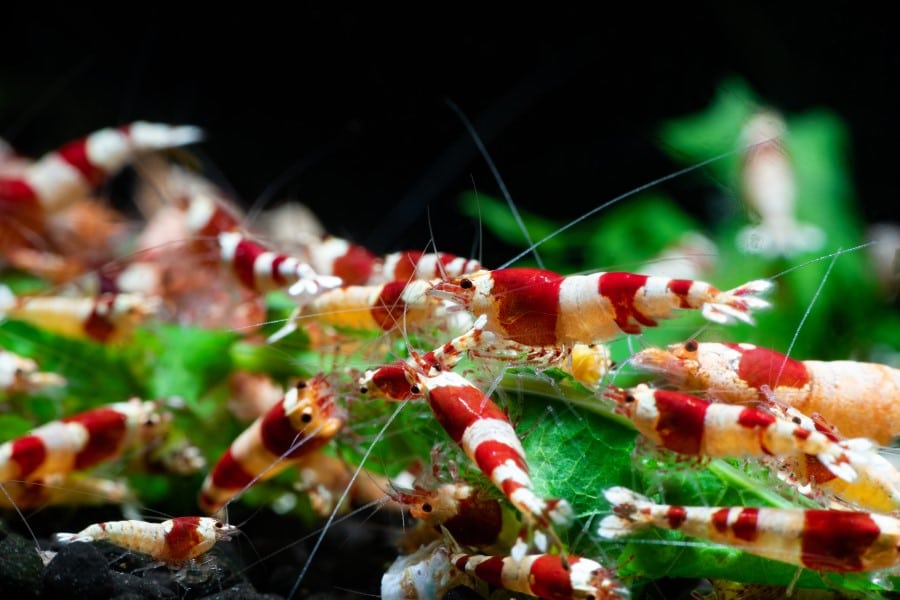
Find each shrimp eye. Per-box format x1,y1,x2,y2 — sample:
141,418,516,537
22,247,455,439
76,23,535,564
624,394,635,403
359,386,368,394
300,410,313,423
459,278,473,289
409,385,421,395
792,417,802,424
684,339,699,352
214,521,224,528
421,503,433,513
296,381,307,389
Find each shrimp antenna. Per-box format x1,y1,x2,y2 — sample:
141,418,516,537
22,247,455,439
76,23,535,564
445,98,544,269
499,148,743,269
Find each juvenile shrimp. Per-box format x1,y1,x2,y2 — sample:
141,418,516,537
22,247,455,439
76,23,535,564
0,284,160,343
392,480,521,553
0,347,66,393
430,267,772,348
53,516,238,566
294,451,393,517
0,398,169,483
198,375,345,513
600,486,900,573
632,341,900,444
604,384,863,483
450,551,630,600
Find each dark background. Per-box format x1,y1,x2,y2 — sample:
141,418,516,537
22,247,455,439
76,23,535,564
2,3,897,267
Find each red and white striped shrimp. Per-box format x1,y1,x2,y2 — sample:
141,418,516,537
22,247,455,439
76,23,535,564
0,284,159,343
604,384,862,482
450,551,629,600
198,375,345,514
430,267,772,348
217,231,342,299
53,516,238,566
404,364,573,535
0,347,66,393
0,122,202,214
599,486,900,573
632,341,900,444
0,398,169,483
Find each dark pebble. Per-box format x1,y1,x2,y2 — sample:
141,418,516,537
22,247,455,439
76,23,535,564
109,570,176,599
0,524,44,598
41,542,113,599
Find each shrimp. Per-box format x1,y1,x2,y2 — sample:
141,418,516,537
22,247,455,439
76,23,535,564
600,486,900,573
0,347,66,393
430,268,772,348
736,110,824,258
632,341,900,444
0,398,169,483
0,122,202,214
404,362,573,536
450,551,629,600
53,516,238,566
392,480,521,553
605,384,865,483
0,284,159,343
198,375,345,513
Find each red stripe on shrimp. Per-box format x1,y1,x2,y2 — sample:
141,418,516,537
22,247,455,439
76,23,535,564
423,382,510,444
801,511,881,571
163,516,205,562
62,408,128,470
725,343,813,391
56,136,107,186
490,268,563,346
8,436,47,479
370,281,411,331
